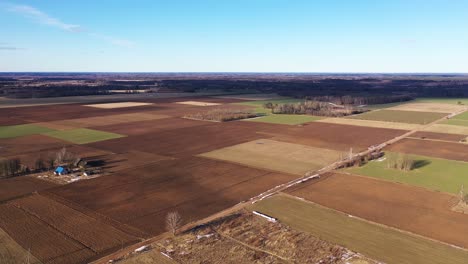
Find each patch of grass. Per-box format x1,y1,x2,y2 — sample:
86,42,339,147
452,111,468,120
245,114,322,125
0,124,55,139
348,110,446,124
347,152,468,194
251,194,468,264
364,101,412,110
44,128,125,144
443,119,468,127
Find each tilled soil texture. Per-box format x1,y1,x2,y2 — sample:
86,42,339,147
286,172,468,249
0,103,162,123
88,122,269,158
47,157,298,236
0,176,57,202
89,117,209,136
254,122,407,151
0,194,140,264
386,138,468,162
410,131,467,142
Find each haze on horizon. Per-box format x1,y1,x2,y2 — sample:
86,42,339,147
1,0,467,73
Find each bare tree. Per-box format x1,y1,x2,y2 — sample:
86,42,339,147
166,211,182,235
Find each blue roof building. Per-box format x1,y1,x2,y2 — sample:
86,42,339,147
54,166,68,175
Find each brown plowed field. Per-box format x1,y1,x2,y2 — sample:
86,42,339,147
255,122,407,151
90,117,208,136
88,122,267,158
286,172,468,249
0,103,161,123
95,151,173,172
0,193,141,264
10,194,139,252
48,157,298,235
0,176,56,202
387,138,468,162
0,202,95,264
410,131,467,142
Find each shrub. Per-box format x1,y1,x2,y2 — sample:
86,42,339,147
386,154,415,171
184,109,258,122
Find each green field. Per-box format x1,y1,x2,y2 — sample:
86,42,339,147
415,98,468,105
364,101,414,110
234,98,304,114
347,152,468,194
245,114,322,125
443,119,468,127
251,194,468,264
348,109,446,124
0,124,55,139
44,128,124,144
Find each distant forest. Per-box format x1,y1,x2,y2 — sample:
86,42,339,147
1,74,468,100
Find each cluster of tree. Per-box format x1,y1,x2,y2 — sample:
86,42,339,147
386,154,415,171
184,109,258,122
265,101,368,117
0,158,24,178
304,94,414,106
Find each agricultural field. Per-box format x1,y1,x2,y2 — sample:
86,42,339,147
287,172,468,249
410,131,467,142
387,138,468,162
442,111,468,127
1,94,467,264
0,124,55,139
415,97,468,105
200,139,342,175
246,114,322,125
255,122,406,151
44,128,125,144
251,194,468,264
423,123,468,135
347,109,447,124
387,102,465,113
346,151,468,194
316,117,420,130
84,102,154,109
0,194,141,264
47,156,298,235
0,227,41,264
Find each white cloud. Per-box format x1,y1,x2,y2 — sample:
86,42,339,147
6,4,135,47
8,4,81,32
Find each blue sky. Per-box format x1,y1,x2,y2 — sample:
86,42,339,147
0,0,467,72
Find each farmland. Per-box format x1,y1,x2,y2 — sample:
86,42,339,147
44,128,125,144
287,172,468,248
0,92,467,264
246,114,322,125
200,139,342,175
346,151,468,194
0,124,55,139
347,109,447,124
387,138,468,162
251,194,468,264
